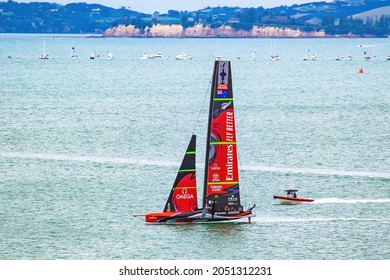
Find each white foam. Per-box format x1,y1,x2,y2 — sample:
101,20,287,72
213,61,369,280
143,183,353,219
0,151,178,167
2,151,390,179
252,216,389,224
242,164,390,179
313,198,390,204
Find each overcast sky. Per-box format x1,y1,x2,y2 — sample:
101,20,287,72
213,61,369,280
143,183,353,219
16,1,324,13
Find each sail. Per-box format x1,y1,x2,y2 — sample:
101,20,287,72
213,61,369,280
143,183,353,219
203,61,243,215
163,134,198,212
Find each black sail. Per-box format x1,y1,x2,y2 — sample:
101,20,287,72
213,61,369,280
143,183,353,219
163,134,198,212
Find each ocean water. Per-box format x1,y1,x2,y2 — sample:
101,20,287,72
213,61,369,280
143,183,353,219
1,34,390,260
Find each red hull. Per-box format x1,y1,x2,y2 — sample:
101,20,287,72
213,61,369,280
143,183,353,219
143,210,254,224
273,195,314,204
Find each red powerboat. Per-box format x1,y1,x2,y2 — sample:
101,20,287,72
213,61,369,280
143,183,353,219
273,189,314,205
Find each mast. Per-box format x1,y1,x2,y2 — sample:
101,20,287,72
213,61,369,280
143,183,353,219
203,62,219,208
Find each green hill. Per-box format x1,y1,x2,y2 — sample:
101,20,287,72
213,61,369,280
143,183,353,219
0,0,389,37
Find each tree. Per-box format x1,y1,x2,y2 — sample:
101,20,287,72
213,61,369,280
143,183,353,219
238,8,256,23
322,14,334,26
167,9,180,18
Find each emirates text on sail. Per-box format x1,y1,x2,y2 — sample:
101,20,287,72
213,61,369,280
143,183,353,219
226,111,235,181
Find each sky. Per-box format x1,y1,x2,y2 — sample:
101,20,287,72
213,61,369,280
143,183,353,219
15,1,323,14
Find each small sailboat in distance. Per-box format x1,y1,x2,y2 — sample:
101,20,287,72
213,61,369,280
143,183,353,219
134,61,255,224
250,52,256,60
71,46,78,59
90,46,100,59
270,40,280,61
303,49,317,61
38,36,49,60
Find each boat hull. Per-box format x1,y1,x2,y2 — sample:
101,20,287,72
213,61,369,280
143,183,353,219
144,210,255,224
273,196,314,205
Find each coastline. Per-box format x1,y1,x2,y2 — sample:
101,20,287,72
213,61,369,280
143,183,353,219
103,24,326,38
102,23,380,38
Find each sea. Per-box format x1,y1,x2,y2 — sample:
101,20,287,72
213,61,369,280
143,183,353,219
1,34,389,260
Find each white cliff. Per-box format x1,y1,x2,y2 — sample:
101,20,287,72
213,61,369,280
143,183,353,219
103,23,326,38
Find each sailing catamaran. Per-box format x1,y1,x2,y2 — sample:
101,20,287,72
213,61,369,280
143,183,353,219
135,60,255,224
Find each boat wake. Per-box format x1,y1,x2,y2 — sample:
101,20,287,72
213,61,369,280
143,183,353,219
252,216,390,224
313,198,390,204
2,151,390,180
242,164,390,179
0,151,178,167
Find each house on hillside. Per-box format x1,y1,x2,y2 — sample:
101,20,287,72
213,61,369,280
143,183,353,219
90,8,100,17
333,0,365,5
228,17,240,24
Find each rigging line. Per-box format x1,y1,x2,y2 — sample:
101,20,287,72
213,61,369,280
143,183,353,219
192,79,212,135
237,143,249,208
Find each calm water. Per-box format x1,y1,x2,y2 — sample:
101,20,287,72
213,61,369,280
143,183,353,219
1,34,390,260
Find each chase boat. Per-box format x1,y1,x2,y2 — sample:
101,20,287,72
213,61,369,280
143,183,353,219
273,189,314,205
